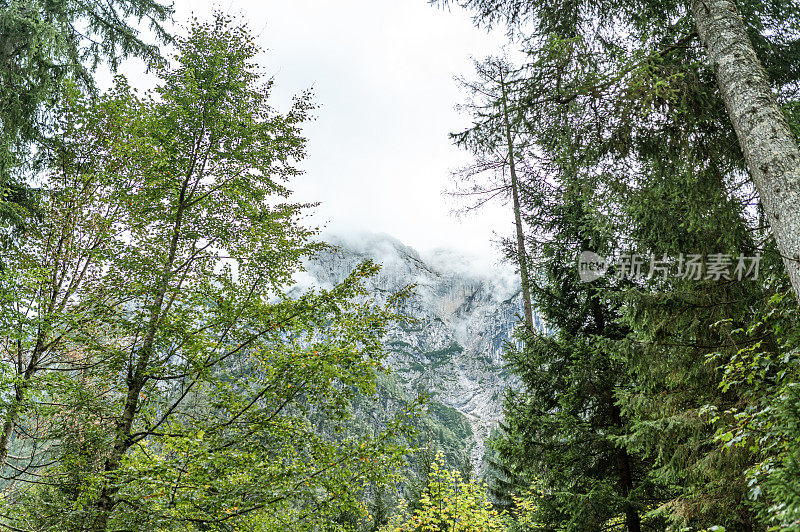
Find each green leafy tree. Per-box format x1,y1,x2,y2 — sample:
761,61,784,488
381,452,506,532
0,14,415,532
0,78,134,475
710,280,800,528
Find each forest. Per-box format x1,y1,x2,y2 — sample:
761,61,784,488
1,0,799,530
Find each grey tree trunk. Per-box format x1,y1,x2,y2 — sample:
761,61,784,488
91,196,187,532
0,411,17,470
500,73,535,331
0,342,43,472
690,0,800,301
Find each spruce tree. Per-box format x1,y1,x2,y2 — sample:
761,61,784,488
0,0,172,222
440,1,800,526
495,180,661,531
437,0,800,302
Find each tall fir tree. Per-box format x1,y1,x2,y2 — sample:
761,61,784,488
441,0,800,526
0,0,172,222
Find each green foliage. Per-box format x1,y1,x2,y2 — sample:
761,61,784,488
710,282,800,528
483,432,529,516
494,185,660,531
443,0,800,529
380,452,506,532
425,343,464,366
0,0,173,222
0,14,415,531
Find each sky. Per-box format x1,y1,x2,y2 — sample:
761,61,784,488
126,0,514,261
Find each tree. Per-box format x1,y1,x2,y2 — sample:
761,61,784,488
511,27,779,529
713,280,800,527
688,0,800,303
380,452,506,532
439,0,800,526
0,0,172,222
0,14,415,531
496,184,658,531
450,57,535,332
436,0,800,304
483,429,530,515
448,34,663,531
0,79,133,475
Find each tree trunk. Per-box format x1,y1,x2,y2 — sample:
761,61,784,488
500,73,535,331
0,341,43,471
690,0,800,301
607,388,641,532
591,279,641,532
91,198,187,531
612,403,641,532
0,412,18,470
618,446,642,532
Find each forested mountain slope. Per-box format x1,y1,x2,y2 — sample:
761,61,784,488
292,233,542,469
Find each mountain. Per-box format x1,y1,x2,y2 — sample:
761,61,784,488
293,232,545,470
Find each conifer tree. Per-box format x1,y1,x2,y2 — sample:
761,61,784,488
437,0,800,302
450,57,535,332
495,181,660,531
0,0,172,222
440,0,800,526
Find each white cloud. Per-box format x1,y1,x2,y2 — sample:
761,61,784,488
116,0,517,260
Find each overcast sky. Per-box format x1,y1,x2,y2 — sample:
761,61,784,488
147,1,513,261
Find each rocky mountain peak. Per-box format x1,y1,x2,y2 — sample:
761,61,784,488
295,232,543,470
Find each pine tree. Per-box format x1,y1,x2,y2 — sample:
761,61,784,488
495,181,661,531
437,0,800,303
0,0,172,222
484,427,530,515
450,57,535,332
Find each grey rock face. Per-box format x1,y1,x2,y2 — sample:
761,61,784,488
294,233,543,470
